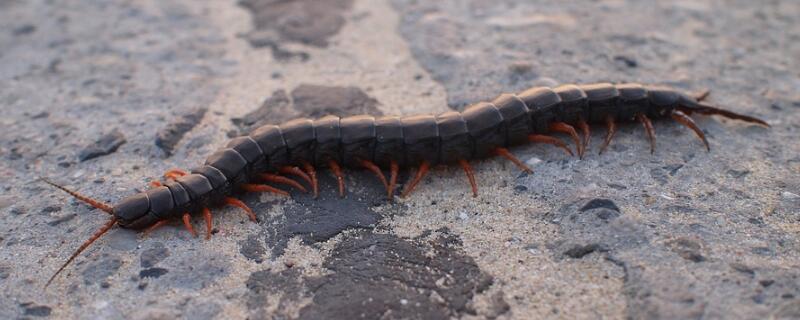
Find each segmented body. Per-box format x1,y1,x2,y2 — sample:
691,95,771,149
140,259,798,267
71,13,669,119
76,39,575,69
115,82,717,229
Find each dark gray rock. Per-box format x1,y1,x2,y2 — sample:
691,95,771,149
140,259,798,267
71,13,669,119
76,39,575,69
82,255,123,285
233,85,381,132
20,303,51,317
139,267,168,278
140,242,169,268
239,0,353,52
239,234,266,263
246,229,493,319
155,108,208,156
78,129,126,162
253,170,388,256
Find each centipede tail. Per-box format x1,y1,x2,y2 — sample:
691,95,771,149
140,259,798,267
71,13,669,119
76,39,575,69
43,82,769,287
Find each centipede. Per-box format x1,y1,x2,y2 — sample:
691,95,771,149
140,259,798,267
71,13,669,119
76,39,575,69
41,82,768,287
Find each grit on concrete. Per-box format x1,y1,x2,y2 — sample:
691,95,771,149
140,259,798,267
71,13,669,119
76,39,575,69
0,0,798,319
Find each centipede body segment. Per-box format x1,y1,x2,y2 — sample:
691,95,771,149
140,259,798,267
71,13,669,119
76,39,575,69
42,82,768,287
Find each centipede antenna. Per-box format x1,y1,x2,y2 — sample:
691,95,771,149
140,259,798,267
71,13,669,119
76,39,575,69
39,177,113,214
692,103,770,127
45,217,117,288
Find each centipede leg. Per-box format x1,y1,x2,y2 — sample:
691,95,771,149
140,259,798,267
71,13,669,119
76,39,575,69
260,173,307,193
143,220,170,237
182,212,198,237
598,115,617,155
388,160,399,201
225,197,258,222
202,207,213,240
300,161,319,198
358,159,390,195
636,113,656,154
458,159,478,197
671,110,710,151
528,134,574,156
549,122,583,159
494,147,533,173
577,117,591,156
149,180,163,188
327,160,346,197
279,166,314,189
401,161,430,198
241,184,290,197
164,169,188,180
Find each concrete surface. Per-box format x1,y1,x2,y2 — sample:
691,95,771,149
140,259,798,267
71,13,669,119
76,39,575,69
1,0,799,319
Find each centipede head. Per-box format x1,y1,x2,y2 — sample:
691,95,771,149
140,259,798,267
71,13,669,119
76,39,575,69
40,178,119,288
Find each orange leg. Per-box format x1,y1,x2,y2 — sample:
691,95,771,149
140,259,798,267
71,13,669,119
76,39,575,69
671,110,710,151
388,160,399,201
528,134,574,156
494,147,533,173
202,207,213,240
358,159,390,194
598,115,617,155
301,161,319,198
458,159,478,197
577,117,591,156
149,180,163,188
636,113,656,154
261,173,307,193
164,169,188,180
279,166,313,188
143,220,170,237
549,122,584,159
401,161,431,198
182,212,198,237
328,160,346,198
241,184,290,197
225,197,257,222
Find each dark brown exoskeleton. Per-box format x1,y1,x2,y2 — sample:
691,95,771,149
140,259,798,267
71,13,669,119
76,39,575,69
42,82,768,287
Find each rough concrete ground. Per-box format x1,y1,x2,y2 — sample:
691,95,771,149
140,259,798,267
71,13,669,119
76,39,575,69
0,0,798,319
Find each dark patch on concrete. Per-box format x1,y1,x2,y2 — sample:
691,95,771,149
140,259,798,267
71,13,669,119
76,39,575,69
0,264,10,280
239,0,353,58
78,129,126,161
139,267,169,278
47,213,76,226
12,24,36,36
161,253,229,290
239,234,266,263
666,237,706,262
563,243,603,259
233,85,381,133
20,302,51,317
140,242,169,268
485,291,511,319
155,108,207,156
232,89,291,132
580,198,620,212
81,255,123,285
245,268,305,318
254,170,387,256
292,84,381,118
246,229,493,319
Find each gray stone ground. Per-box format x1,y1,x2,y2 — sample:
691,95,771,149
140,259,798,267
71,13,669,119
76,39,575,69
1,0,799,319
